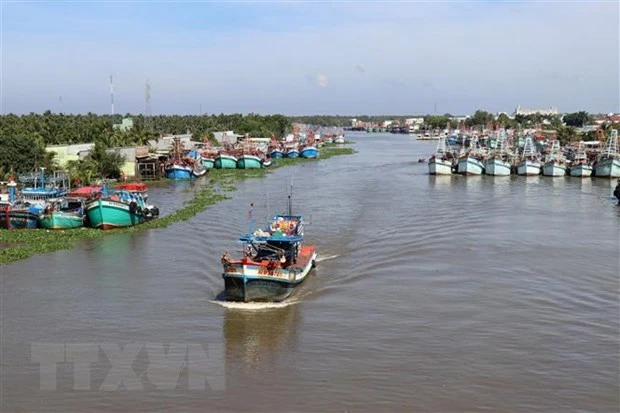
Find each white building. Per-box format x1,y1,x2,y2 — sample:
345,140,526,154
514,105,559,116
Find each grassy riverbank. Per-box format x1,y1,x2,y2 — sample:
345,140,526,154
0,144,355,265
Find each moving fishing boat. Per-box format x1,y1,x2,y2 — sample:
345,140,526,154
39,197,85,230
542,140,566,177
517,136,541,176
428,134,454,175
593,129,620,178
221,194,317,302
85,186,158,230
568,142,593,177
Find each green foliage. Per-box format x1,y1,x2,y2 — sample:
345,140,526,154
423,115,450,129
466,110,494,128
555,125,578,145
0,134,57,177
562,111,590,127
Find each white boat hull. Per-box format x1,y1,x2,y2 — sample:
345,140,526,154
517,160,541,176
457,157,484,175
484,158,511,176
542,162,566,177
568,163,593,177
428,158,452,175
594,158,620,178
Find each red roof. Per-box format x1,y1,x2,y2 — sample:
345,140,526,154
68,186,101,198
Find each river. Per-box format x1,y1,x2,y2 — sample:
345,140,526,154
1,132,619,412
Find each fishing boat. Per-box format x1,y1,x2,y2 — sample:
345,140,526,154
542,140,566,177
114,182,148,201
333,134,345,144
164,137,207,179
0,179,40,229
39,197,85,230
237,153,263,169
262,158,273,168
568,142,593,177
300,132,319,158
593,129,620,178
516,136,541,176
221,193,317,302
457,137,485,175
428,134,454,175
20,168,67,208
484,140,512,176
85,186,158,230
285,143,300,158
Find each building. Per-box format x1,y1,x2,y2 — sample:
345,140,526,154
513,105,559,117
113,117,134,132
405,117,424,126
147,133,194,154
212,130,243,146
45,143,96,167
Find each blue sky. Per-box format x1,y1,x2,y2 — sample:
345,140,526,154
1,1,619,115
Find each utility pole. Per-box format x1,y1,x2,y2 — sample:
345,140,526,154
110,75,115,128
59,96,63,114
145,79,152,131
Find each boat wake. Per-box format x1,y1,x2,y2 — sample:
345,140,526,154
317,253,340,262
209,299,300,310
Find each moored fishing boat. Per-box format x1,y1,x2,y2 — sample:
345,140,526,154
333,134,345,144
85,187,158,230
0,179,40,229
237,153,263,169
221,193,316,302
483,133,511,176
285,144,299,158
517,136,541,176
114,182,148,201
568,142,593,177
593,129,620,178
300,145,319,158
456,138,485,175
164,137,207,178
542,140,566,177
428,134,454,175
214,152,238,169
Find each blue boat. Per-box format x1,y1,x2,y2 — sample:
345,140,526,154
300,146,319,159
221,193,317,302
270,149,284,158
286,148,299,158
0,180,40,229
165,164,193,179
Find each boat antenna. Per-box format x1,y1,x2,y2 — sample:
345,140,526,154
288,177,293,215
248,202,254,235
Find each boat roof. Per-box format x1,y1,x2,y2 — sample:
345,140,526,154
239,233,304,243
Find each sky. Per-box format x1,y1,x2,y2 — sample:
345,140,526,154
1,0,619,115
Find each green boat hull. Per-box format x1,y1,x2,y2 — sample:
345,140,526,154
201,158,215,169
39,212,84,230
214,155,237,169
86,199,145,230
236,155,263,169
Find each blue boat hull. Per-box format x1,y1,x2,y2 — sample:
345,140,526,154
300,147,319,158
286,150,299,159
165,166,193,180
0,210,39,229
270,150,284,158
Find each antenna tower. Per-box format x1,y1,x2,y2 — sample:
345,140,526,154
109,75,115,126
145,79,152,131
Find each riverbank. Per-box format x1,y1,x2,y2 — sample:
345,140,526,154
0,144,355,265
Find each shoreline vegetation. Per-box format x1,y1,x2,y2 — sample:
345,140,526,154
0,144,354,265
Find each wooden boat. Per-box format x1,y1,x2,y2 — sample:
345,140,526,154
517,136,541,176
542,140,566,177
39,197,85,230
0,180,39,229
428,134,453,175
114,182,148,201
593,129,620,178
333,134,345,144
568,142,593,177
237,153,263,169
214,153,238,169
164,138,207,178
457,137,485,175
85,187,158,230
484,133,511,176
221,193,316,302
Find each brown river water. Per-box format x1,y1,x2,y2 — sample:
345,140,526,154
1,133,619,412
